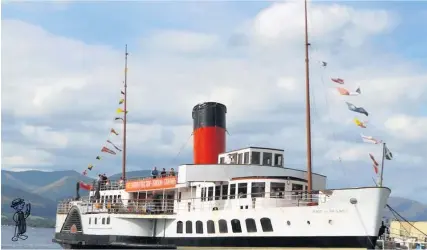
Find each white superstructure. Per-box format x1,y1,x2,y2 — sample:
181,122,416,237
53,146,391,249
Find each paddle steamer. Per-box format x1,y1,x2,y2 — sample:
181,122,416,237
53,101,391,249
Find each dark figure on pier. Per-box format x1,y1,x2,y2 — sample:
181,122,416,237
378,221,388,239
11,198,31,241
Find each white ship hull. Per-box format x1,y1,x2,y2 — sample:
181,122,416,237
53,187,391,249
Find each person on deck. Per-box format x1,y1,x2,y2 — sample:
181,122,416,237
119,177,124,189
151,167,158,178
169,168,175,176
161,168,167,177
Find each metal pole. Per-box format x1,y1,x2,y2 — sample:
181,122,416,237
304,0,313,196
122,45,128,181
379,143,386,187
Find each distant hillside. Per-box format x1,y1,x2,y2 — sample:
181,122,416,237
1,185,57,219
1,170,93,201
385,197,427,221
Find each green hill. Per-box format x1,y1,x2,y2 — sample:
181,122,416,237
384,196,427,221
1,170,94,201
1,213,55,228
1,185,57,219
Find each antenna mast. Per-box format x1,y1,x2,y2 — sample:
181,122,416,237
122,45,128,181
304,0,313,194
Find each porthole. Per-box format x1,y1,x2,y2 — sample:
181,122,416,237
307,221,310,225
329,219,333,225
287,221,291,226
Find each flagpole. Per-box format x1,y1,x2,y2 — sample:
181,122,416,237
379,142,386,187
304,0,313,198
122,45,128,181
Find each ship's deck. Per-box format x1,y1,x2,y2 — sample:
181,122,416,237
57,190,322,215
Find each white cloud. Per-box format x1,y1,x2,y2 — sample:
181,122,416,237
1,143,54,168
20,125,69,148
384,114,427,142
252,2,393,47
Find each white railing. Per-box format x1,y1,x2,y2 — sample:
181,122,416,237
57,191,320,215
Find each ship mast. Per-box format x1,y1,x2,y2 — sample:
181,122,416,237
122,45,128,181
304,0,313,194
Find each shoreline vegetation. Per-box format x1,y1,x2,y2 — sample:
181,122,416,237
1,214,55,228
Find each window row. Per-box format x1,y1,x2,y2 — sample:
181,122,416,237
219,151,283,167
176,217,273,234
89,217,110,225
94,194,122,204
200,182,308,201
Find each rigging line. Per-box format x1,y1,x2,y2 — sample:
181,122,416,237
308,45,346,176
387,206,413,238
82,101,122,178
169,132,194,166
319,64,344,166
387,204,427,238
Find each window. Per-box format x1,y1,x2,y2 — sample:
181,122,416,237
237,153,243,164
178,192,181,202
231,219,242,233
251,182,265,198
208,187,214,201
251,152,260,164
260,218,273,232
244,152,249,164
292,184,304,191
95,218,97,224
274,153,283,166
238,183,247,198
107,217,110,224
118,195,121,202
186,221,193,233
102,218,105,225
215,185,221,200
220,157,225,164
263,152,273,166
230,153,237,164
113,195,117,203
207,220,215,234
201,187,206,201
270,182,286,198
221,184,228,200
196,221,203,234
177,221,183,233
89,218,91,224
218,219,228,233
230,184,236,199
292,183,304,199
245,218,257,233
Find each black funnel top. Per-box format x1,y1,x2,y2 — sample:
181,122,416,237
192,102,227,130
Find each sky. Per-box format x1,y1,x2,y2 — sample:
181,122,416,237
1,1,427,202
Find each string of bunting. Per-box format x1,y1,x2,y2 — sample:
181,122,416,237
81,86,128,177
319,61,393,175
